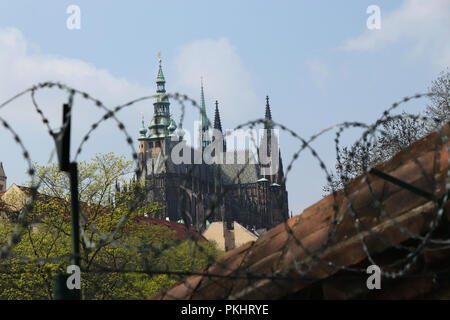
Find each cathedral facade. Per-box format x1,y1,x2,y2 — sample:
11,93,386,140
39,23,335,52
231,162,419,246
137,58,289,233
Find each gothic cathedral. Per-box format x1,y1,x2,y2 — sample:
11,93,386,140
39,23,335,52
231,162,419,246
136,57,289,233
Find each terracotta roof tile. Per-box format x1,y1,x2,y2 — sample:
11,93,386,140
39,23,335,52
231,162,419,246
136,217,205,241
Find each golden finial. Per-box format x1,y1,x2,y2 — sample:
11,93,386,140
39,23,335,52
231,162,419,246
158,52,162,64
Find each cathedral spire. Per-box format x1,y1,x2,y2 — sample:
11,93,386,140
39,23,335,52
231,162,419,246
213,100,226,153
264,95,273,129
156,52,166,93
200,78,208,129
213,100,222,132
199,78,210,150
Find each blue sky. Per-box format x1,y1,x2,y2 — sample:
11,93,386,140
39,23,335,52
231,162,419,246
0,0,449,214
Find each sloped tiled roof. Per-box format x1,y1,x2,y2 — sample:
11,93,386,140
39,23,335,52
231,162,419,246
152,123,450,300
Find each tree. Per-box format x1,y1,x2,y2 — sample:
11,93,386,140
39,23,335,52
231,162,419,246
425,68,450,129
324,70,449,195
323,114,428,195
0,153,219,299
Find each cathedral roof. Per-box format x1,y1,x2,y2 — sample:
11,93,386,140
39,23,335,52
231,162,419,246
144,148,261,185
219,151,260,185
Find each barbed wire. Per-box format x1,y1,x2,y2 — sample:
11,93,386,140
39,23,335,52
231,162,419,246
0,82,449,300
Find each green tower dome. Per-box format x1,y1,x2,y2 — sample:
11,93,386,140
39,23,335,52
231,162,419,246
168,118,177,134
139,116,147,139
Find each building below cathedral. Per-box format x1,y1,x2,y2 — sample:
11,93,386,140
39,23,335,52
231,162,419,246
136,57,289,233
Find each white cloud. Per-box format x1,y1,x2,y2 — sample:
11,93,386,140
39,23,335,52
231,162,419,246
341,0,450,69
0,27,150,127
0,27,154,186
171,38,261,130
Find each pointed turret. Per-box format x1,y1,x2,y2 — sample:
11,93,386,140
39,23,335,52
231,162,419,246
259,95,277,181
199,78,210,151
137,113,149,173
139,114,147,139
0,162,7,192
0,162,5,177
156,53,166,93
264,95,273,129
261,95,274,153
213,100,222,132
213,100,226,152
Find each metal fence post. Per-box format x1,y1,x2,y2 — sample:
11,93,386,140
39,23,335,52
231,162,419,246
53,103,81,300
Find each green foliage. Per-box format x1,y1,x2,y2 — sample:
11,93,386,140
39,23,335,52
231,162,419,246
0,153,219,299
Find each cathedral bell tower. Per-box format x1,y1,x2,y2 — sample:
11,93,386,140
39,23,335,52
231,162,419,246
147,53,171,156
138,53,178,165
